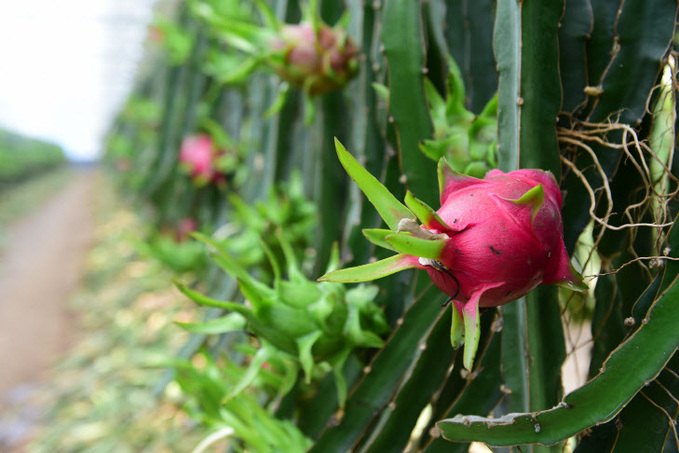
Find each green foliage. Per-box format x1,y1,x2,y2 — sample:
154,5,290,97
172,350,313,453
178,230,390,406
99,0,679,451
216,172,317,276
420,58,498,178
0,128,67,187
134,232,209,274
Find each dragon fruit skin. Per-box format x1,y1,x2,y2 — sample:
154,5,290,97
423,167,580,309
178,134,224,184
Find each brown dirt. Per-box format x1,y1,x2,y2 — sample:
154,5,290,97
0,169,97,450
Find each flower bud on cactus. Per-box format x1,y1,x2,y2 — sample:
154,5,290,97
320,140,588,371
178,134,225,186
270,22,359,95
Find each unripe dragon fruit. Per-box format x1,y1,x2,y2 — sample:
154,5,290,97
320,140,587,370
178,134,225,185
270,22,359,96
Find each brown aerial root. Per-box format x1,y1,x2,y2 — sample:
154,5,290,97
556,111,678,368
558,121,676,233
557,116,677,277
593,254,679,278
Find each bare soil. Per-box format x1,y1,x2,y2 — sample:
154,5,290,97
0,169,96,450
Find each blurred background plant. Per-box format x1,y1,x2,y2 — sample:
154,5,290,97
0,129,66,189
24,179,213,453
10,0,679,451
0,129,70,252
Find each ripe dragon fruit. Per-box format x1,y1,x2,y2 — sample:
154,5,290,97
320,140,587,370
178,134,225,186
270,22,359,96
421,166,580,306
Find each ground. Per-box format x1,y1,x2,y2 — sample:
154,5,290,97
0,169,96,449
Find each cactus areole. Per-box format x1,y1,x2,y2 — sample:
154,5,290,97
320,139,587,370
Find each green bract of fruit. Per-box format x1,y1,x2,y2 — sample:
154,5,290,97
178,231,389,406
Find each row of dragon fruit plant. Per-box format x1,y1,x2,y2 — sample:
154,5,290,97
0,128,66,188
104,0,679,451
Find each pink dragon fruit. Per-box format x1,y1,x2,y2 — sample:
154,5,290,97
178,134,224,185
420,166,580,309
320,140,587,370
402,166,585,370
271,22,359,95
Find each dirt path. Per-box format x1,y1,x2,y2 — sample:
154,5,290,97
0,169,97,448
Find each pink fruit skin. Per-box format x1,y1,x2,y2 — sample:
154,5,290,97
423,168,579,308
179,134,222,183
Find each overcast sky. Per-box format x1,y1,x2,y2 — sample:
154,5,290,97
0,0,155,161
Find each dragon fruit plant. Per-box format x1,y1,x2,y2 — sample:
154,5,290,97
419,57,498,179
178,134,226,186
172,350,313,452
192,0,358,95
150,15,195,66
320,140,587,371
189,0,358,121
133,217,207,274
268,21,358,96
177,230,390,406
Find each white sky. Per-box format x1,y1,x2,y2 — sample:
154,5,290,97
0,0,155,161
